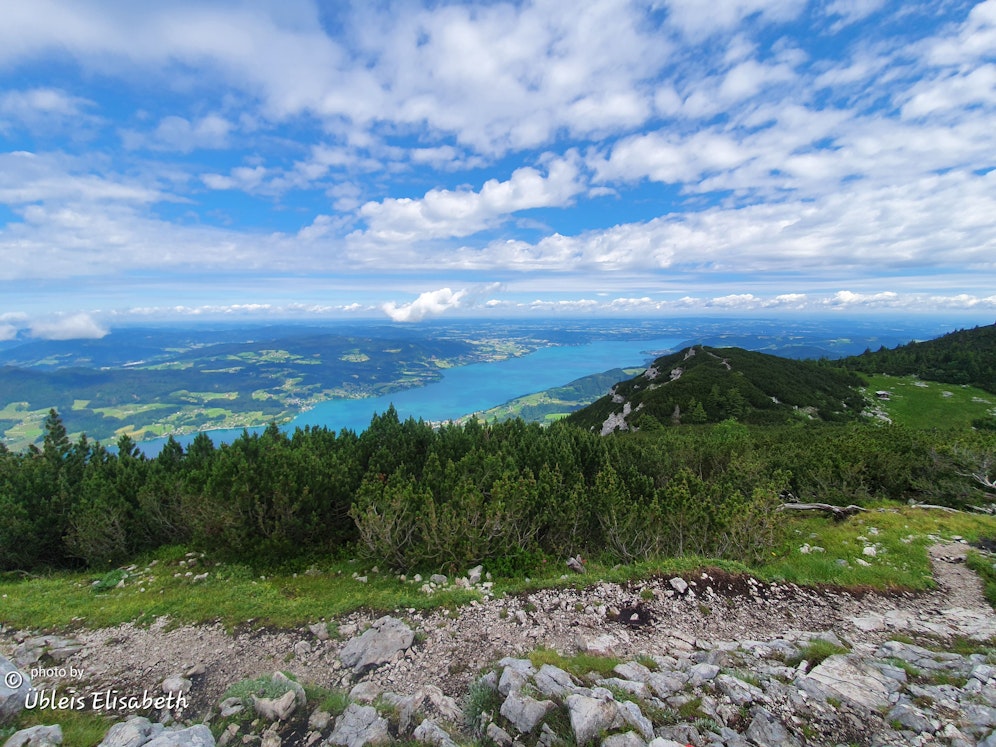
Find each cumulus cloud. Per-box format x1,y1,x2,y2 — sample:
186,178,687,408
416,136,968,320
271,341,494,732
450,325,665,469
29,312,108,340
382,287,469,322
356,153,585,242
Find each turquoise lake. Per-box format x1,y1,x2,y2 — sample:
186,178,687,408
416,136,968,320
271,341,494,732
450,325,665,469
140,336,680,452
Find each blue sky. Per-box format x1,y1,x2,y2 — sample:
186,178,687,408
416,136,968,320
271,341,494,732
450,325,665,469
1,0,994,339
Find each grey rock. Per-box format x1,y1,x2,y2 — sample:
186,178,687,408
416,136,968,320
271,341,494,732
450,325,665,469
566,694,624,746
339,616,415,673
500,690,556,734
349,681,381,704
534,664,576,698
422,685,462,723
161,676,192,696
328,704,391,747
253,689,297,721
3,725,63,747
429,574,448,586
310,623,331,641
613,662,652,683
596,677,651,700
646,672,686,699
486,723,514,747
413,719,458,747
668,577,688,594
745,706,798,747
687,663,720,687
617,700,654,740
467,566,484,585
309,710,333,732
98,716,164,747
1,656,31,724
887,703,936,734
800,654,893,710
647,740,686,747
579,633,619,657
142,725,215,747
218,697,244,718
498,666,532,696
601,731,646,747
715,674,764,706
12,636,82,668
260,732,281,747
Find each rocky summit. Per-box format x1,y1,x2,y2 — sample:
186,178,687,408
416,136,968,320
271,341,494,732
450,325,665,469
1,542,995,747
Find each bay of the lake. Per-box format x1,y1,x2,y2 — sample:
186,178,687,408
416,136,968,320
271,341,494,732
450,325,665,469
139,336,680,453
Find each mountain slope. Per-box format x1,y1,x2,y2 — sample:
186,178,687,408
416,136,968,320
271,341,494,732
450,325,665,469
567,345,866,433
839,323,996,394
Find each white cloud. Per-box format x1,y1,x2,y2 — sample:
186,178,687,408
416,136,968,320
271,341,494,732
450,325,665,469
382,287,469,322
824,0,887,31
0,323,18,341
29,312,108,340
124,114,233,153
356,153,585,242
662,0,806,40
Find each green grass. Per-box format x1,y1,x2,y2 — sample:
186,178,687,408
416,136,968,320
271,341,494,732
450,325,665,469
863,375,995,429
785,639,850,668
528,646,620,679
1,507,993,632
756,502,996,590
966,550,996,611
1,709,113,747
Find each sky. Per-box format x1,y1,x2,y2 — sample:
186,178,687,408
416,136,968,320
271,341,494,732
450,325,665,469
0,0,995,340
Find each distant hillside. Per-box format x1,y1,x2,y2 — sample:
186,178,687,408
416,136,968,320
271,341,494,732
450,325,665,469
567,345,865,433
839,323,996,394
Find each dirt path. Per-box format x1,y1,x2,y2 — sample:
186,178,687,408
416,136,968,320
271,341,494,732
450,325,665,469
3,543,995,720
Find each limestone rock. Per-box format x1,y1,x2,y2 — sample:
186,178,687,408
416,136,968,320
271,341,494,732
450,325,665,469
534,664,576,698
98,716,164,747
328,704,391,747
800,654,893,710
253,689,297,721
601,732,645,747
566,694,623,746
413,719,458,747
1,656,31,724
339,616,415,673
3,724,63,747
500,690,555,734
142,725,215,747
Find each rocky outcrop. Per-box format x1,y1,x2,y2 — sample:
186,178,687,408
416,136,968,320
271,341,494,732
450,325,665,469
466,633,996,747
1,655,30,724
339,616,415,674
2,724,62,746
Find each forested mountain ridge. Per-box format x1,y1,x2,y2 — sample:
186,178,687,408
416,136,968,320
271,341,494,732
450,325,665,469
567,345,866,432
839,323,996,394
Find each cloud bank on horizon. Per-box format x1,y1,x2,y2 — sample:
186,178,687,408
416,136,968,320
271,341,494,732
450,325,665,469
1,0,994,334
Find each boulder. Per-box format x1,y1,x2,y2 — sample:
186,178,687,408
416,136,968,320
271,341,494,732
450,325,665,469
534,665,576,698
500,690,556,734
253,690,297,721
339,616,415,673
565,694,624,746
413,719,458,747
97,716,164,747
3,724,63,747
328,704,391,747
601,732,645,747
142,725,215,747
1,656,31,724
800,654,893,711
745,706,798,747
